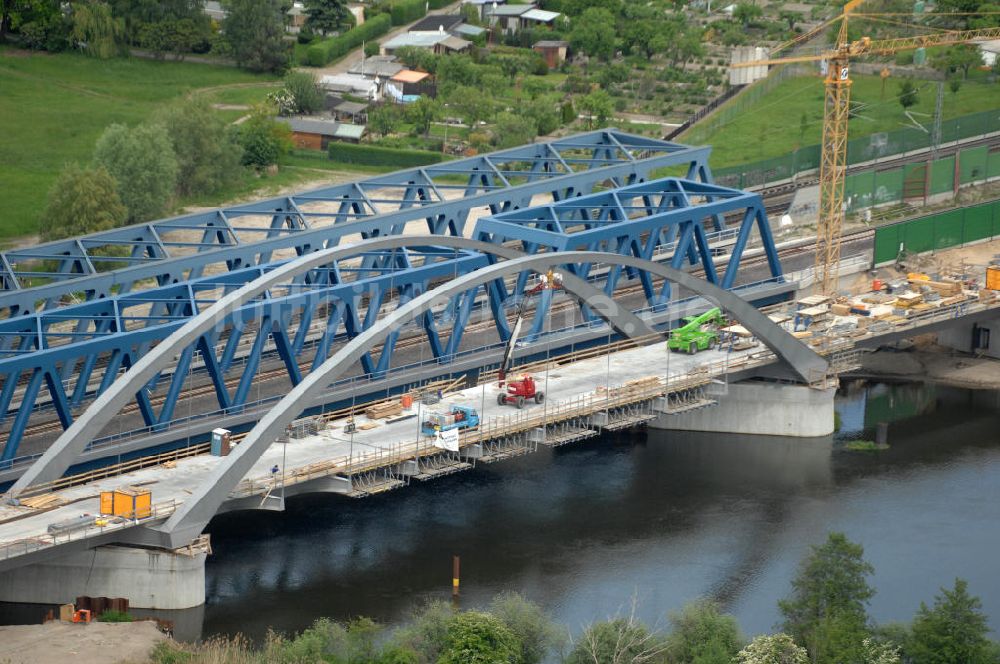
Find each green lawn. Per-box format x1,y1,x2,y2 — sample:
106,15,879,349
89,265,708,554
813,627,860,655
686,73,1000,169
195,83,282,107
0,48,280,241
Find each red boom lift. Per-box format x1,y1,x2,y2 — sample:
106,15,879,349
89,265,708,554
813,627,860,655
496,270,562,409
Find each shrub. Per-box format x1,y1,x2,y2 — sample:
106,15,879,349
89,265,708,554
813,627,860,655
305,13,391,66
41,165,127,242
389,0,425,25
94,122,178,223
152,97,244,197
327,142,445,168
97,610,134,622
283,70,324,114
239,106,292,168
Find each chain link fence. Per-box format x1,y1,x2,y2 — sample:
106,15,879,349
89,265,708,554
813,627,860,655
712,108,1000,190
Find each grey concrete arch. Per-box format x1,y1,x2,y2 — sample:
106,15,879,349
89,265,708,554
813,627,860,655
157,251,828,547
6,237,655,500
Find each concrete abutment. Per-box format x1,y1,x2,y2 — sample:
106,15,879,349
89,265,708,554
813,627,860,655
651,380,836,437
0,543,207,609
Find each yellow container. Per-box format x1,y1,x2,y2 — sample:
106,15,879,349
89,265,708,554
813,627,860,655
99,491,114,516
986,266,1000,291
101,488,153,519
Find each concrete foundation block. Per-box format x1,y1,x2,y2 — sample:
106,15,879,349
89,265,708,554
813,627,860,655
0,545,206,609
589,411,609,427
397,460,419,476
651,380,836,437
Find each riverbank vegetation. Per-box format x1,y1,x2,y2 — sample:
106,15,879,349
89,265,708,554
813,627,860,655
148,532,999,664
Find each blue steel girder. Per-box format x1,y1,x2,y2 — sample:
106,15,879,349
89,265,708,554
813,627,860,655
0,131,712,317
474,177,781,332
0,249,490,462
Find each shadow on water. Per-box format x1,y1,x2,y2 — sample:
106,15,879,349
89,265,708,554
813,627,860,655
2,382,999,643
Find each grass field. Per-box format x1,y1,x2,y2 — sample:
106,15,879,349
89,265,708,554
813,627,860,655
0,48,281,242
686,72,1000,169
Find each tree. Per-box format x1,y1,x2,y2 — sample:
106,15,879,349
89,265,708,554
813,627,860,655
931,45,982,80
436,55,479,91
948,76,963,95
736,634,809,664
108,0,211,46
303,0,348,35
152,98,243,197
860,638,901,664
525,99,559,136
405,96,439,137
283,70,324,114
391,600,455,663
568,7,616,62
136,17,206,58
237,105,291,168
560,0,621,17
445,85,493,127
909,578,994,664
663,600,744,664
566,616,665,664
40,164,127,242
94,122,178,222
489,592,565,664
494,112,537,149
368,104,400,138
780,9,802,30
437,611,522,664
561,100,576,125
579,88,613,128
221,0,288,72
71,0,124,58
491,52,533,81
2,0,70,50
898,79,919,110
779,532,875,664
394,45,439,73
733,2,763,27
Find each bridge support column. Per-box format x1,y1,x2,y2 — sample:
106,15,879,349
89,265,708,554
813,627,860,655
936,318,1000,359
651,380,836,438
0,540,208,610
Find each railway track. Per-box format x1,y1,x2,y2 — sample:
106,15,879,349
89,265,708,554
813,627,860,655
8,222,860,446
13,130,970,446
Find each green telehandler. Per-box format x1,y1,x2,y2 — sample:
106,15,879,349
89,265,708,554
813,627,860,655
666,307,726,354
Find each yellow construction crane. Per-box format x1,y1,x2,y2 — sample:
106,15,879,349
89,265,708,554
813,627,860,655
733,7,1000,294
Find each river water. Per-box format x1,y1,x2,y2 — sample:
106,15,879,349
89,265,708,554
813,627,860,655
3,381,1000,642
190,381,1000,642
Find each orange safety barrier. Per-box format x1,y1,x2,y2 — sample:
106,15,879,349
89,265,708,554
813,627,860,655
72,609,92,623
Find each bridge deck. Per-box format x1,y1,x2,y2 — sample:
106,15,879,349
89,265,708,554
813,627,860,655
2,290,999,568
0,339,766,563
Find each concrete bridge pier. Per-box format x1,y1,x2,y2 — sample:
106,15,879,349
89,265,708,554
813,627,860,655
651,380,837,438
0,538,209,610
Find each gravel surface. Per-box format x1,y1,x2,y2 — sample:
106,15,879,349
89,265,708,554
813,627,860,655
0,620,165,664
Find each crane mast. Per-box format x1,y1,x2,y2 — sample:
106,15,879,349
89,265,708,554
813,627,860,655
730,5,1000,294
817,53,852,295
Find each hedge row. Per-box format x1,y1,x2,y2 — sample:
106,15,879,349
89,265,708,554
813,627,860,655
305,13,392,66
427,0,451,7
390,0,425,26
328,142,446,168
